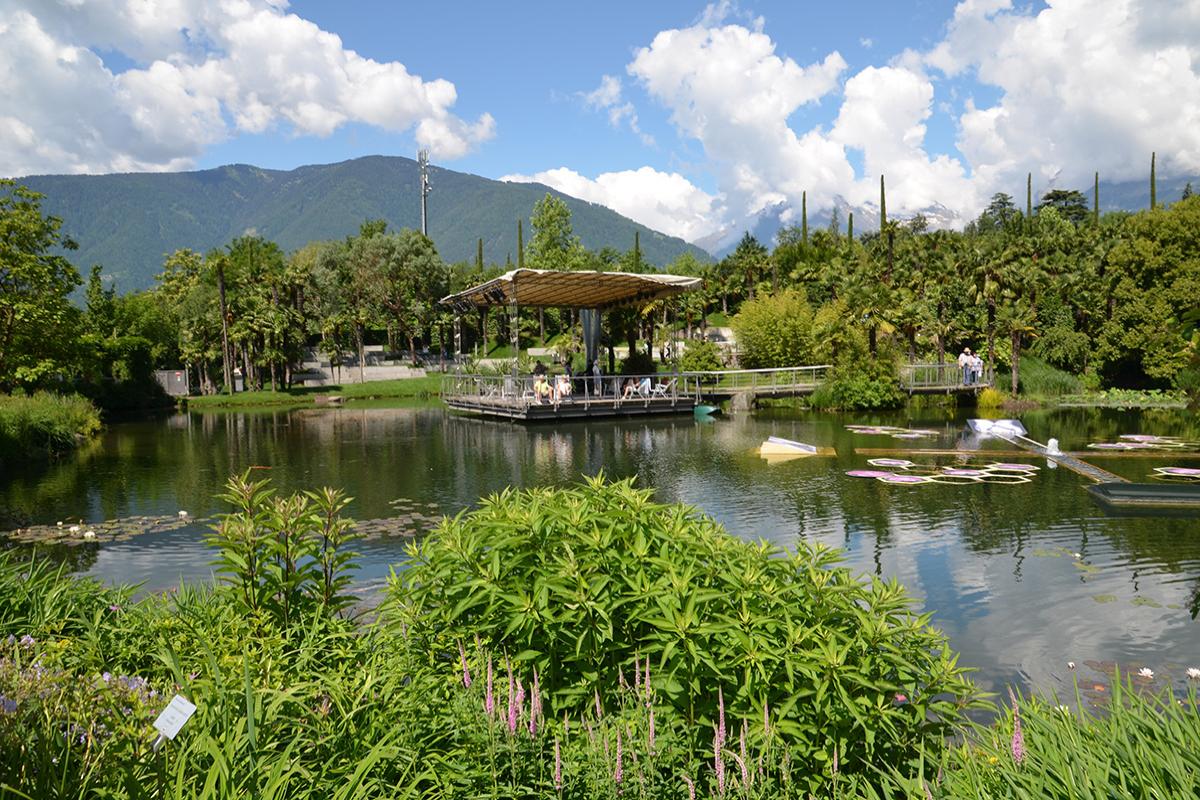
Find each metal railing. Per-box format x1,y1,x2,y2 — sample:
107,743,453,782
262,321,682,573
899,362,994,390
441,372,703,411
680,365,832,394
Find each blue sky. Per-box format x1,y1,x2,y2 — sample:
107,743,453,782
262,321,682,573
2,0,1195,242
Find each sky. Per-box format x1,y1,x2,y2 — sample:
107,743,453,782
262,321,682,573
2,0,1199,244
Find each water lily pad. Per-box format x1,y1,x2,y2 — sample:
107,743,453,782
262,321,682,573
1091,594,1118,603
1131,597,1163,608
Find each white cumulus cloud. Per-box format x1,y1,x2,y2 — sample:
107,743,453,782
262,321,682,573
501,166,725,243
0,0,494,176
580,74,654,146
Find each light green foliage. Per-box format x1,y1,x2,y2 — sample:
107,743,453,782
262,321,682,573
0,180,83,391
390,476,979,789
528,193,587,271
208,473,360,624
0,391,101,461
870,679,1200,799
679,340,725,372
732,288,818,368
809,357,905,410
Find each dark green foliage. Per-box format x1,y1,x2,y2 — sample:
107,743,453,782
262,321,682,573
1094,171,1100,226
809,357,905,410
679,340,725,372
879,175,887,229
1150,151,1157,210
847,211,853,240
390,475,979,791
1036,189,1089,225
1000,355,1084,397
1027,172,1033,221
802,190,808,244
618,350,656,375
18,157,707,291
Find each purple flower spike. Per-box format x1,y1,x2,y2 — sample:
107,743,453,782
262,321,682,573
713,725,726,797
1008,687,1026,766
614,729,623,786
648,706,656,752
19,635,34,648
594,688,602,720
458,641,471,688
717,687,726,748
485,657,494,718
682,775,696,800
644,656,651,701
554,738,562,790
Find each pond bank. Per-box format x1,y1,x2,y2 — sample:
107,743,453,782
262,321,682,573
0,392,102,464
181,375,442,409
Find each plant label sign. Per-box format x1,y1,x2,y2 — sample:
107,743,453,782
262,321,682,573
153,694,197,741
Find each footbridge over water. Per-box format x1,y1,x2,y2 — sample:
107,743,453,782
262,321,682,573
441,362,992,421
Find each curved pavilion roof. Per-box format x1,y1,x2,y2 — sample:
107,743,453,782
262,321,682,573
440,268,700,311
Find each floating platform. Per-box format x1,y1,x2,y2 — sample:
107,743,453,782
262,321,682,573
444,395,696,421
1087,483,1200,510
758,436,836,461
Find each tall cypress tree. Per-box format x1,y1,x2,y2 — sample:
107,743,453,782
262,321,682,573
1150,151,1157,210
633,230,641,270
879,175,887,229
1026,173,1032,223
476,238,483,271
517,220,524,269
847,212,854,240
1093,172,1100,226
801,191,808,244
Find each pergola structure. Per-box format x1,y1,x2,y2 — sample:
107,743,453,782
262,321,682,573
440,268,701,370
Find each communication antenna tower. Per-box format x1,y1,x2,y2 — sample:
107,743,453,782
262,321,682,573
417,149,432,236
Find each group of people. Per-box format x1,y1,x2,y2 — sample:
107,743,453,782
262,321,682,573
529,359,657,403
957,348,985,385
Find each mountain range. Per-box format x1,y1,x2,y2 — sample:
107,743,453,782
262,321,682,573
702,173,1198,258
16,155,710,292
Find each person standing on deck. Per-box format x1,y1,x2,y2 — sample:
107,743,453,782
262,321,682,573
590,359,602,397
958,348,972,385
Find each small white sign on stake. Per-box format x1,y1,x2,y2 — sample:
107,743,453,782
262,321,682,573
152,694,197,751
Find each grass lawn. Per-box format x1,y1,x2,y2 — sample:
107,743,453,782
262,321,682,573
184,375,443,409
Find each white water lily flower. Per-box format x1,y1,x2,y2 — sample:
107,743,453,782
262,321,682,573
1067,661,1076,669
56,521,63,527
83,531,96,540
1137,667,1154,679
1186,667,1200,680
178,510,188,518
1073,553,1082,559
69,525,80,533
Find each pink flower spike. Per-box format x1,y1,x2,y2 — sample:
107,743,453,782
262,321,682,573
1008,687,1026,766
717,687,726,748
644,656,651,701
739,721,749,787
485,657,494,718
634,657,641,693
648,706,656,752
763,700,770,736
614,729,623,786
682,775,696,800
594,688,603,720
554,738,562,790
713,725,726,797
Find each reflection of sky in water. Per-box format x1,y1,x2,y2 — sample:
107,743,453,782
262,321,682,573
2,404,1199,697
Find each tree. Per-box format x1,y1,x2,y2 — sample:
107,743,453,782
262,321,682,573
879,175,887,229
528,194,583,271
374,230,449,364
1150,151,1157,210
976,193,1018,232
1036,189,1089,226
731,288,818,368
0,181,83,390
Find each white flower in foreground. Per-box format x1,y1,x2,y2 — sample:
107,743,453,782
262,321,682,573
69,525,80,533
56,521,63,527
178,510,188,518
1067,661,1076,670
83,531,96,540
1073,553,1082,559
1137,667,1154,679
1186,667,1200,680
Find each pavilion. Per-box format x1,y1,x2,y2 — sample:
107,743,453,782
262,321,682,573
439,268,702,420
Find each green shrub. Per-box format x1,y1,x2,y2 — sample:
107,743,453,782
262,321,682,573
976,387,1005,409
731,288,817,368
0,391,102,461
388,475,979,790
809,358,905,410
1004,356,1083,397
679,340,725,372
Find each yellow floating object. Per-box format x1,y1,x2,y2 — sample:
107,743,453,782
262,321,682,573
757,437,836,459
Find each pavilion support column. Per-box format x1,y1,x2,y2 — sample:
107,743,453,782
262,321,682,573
581,308,601,370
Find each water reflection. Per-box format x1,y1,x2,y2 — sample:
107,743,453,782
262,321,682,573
2,402,1198,696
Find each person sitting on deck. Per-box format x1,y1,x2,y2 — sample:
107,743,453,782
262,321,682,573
554,374,572,402
637,376,652,397
621,378,638,399
532,375,552,404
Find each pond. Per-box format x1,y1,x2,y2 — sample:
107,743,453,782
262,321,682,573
3,402,1199,699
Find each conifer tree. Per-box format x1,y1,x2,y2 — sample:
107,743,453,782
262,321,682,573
633,230,641,270
1026,173,1032,223
1150,151,1157,210
802,191,808,244
517,220,524,269
476,238,483,271
1094,172,1100,226
879,175,887,229
847,212,854,240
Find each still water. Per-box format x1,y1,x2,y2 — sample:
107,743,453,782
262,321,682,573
3,402,1199,698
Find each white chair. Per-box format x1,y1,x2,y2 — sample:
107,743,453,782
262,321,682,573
651,378,676,398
